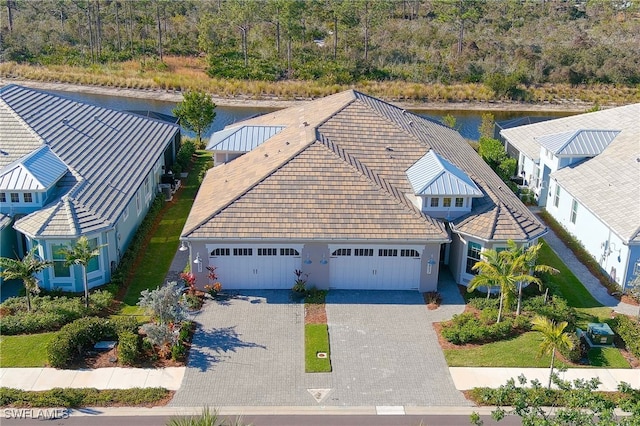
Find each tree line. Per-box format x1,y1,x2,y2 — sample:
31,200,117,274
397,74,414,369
1,0,639,91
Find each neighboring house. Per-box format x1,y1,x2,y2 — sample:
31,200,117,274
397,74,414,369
0,85,180,292
181,90,546,292
500,104,640,290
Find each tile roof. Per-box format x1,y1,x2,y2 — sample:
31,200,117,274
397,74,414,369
536,129,620,157
183,90,546,243
406,150,483,196
0,85,179,238
206,125,285,152
0,99,44,168
0,146,68,190
502,103,640,244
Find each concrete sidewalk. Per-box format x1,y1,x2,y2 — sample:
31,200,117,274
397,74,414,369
0,367,185,391
450,367,640,391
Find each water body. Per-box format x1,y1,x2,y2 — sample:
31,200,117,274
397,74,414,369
47,89,572,140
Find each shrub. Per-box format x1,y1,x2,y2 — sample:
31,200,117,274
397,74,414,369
117,331,140,366
523,295,576,328
441,312,521,345
0,387,169,408
171,342,186,361
0,291,113,335
141,323,176,358
137,281,187,325
561,333,582,363
468,296,500,311
46,316,139,368
609,315,640,359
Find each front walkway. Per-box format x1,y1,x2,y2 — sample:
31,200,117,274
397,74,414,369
533,209,638,316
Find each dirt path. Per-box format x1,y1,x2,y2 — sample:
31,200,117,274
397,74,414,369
1,77,594,112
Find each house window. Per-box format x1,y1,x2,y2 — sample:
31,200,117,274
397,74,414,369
378,249,398,257
258,248,277,256
430,198,439,207
466,242,482,275
211,248,230,256
355,248,373,256
52,244,71,278
87,238,100,273
10,193,19,203
332,248,351,256
233,248,253,256
280,248,300,256
443,197,451,208
122,205,129,221
23,193,33,203
136,192,141,214
455,197,464,208
145,177,151,201
553,185,560,207
401,249,420,257
570,199,578,224
0,193,6,202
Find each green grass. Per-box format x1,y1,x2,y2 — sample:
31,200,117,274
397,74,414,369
305,324,331,373
121,151,212,309
0,332,57,367
587,347,630,368
444,332,572,368
538,240,602,309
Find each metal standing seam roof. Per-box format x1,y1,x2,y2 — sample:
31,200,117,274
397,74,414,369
206,125,285,152
183,90,546,243
0,146,68,191
536,129,620,157
406,150,483,196
0,84,180,238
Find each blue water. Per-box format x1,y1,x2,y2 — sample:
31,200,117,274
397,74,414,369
47,89,571,140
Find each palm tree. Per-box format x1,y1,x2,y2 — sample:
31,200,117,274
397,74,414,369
0,246,52,312
531,315,574,389
468,245,543,323
503,240,559,315
58,236,105,308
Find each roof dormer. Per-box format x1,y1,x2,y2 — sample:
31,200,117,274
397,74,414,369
406,150,482,219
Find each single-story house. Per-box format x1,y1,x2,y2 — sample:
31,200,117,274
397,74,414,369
181,90,546,292
0,84,180,292
500,103,640,290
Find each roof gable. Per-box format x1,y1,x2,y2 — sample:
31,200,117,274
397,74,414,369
206,125,285,152
536,129,620,157
406,150,482,196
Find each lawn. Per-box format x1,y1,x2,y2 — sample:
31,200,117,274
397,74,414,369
0,332,57,367
444,332,572,368
443,239,633,369
305,324,331,373
121,151,212,312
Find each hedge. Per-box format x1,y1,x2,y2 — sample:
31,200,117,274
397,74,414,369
117,331,141,366
441,312,531,345
609,315,640,359
46,316,139,368
0,291,113,335
0,387,169,408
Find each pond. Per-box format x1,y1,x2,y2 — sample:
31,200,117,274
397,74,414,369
47,89,572,141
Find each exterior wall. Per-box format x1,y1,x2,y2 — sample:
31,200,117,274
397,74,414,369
421,196,473,220
301,243,331,290
546,179,631,288
448,233,465,284
419,243,441,292
625,245,640,290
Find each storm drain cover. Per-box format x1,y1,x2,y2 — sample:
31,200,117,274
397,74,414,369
307,388,331,403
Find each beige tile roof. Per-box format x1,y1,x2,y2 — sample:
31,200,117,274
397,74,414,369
183,90,545,243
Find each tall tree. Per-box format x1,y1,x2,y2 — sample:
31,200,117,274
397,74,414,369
435,0,484,57
155,0,163,60
226,0,258,67
173,90,217,147
58,236,104,309
0,247,52,312
467,243,543,323
531,315,574,389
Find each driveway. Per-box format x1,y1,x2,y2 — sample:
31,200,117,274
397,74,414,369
170,274,469,407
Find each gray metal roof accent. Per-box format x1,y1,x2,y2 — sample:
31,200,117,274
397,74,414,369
1,84,180,238
406,150,483,196
536,129,620,157
0,146,68,190
206,125,285,152
0,212,11,230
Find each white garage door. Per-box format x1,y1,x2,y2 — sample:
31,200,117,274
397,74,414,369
329,246,422,290
207,245,302,289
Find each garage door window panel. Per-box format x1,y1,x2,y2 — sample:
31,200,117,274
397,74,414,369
332,248,351,257
281,248,300,256
355,249,373,256
258,248,277,256
234,248,253,256
211,248,230,257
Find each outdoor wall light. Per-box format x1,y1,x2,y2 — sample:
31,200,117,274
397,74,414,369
304,253,312,264
426,255,436,275
320,254,328,265
193,252,202,272
179,241,188,251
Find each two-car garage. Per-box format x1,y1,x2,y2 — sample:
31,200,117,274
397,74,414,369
205,244,426,290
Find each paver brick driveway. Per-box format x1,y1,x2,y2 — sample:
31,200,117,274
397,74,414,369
170,283,470,407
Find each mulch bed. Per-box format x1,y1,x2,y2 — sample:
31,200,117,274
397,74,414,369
305,303,327,324
68,347,186,369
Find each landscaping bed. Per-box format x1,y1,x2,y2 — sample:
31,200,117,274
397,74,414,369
303,290,331,373
0,387,173,408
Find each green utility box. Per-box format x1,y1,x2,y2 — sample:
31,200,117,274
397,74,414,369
587,323,615,346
